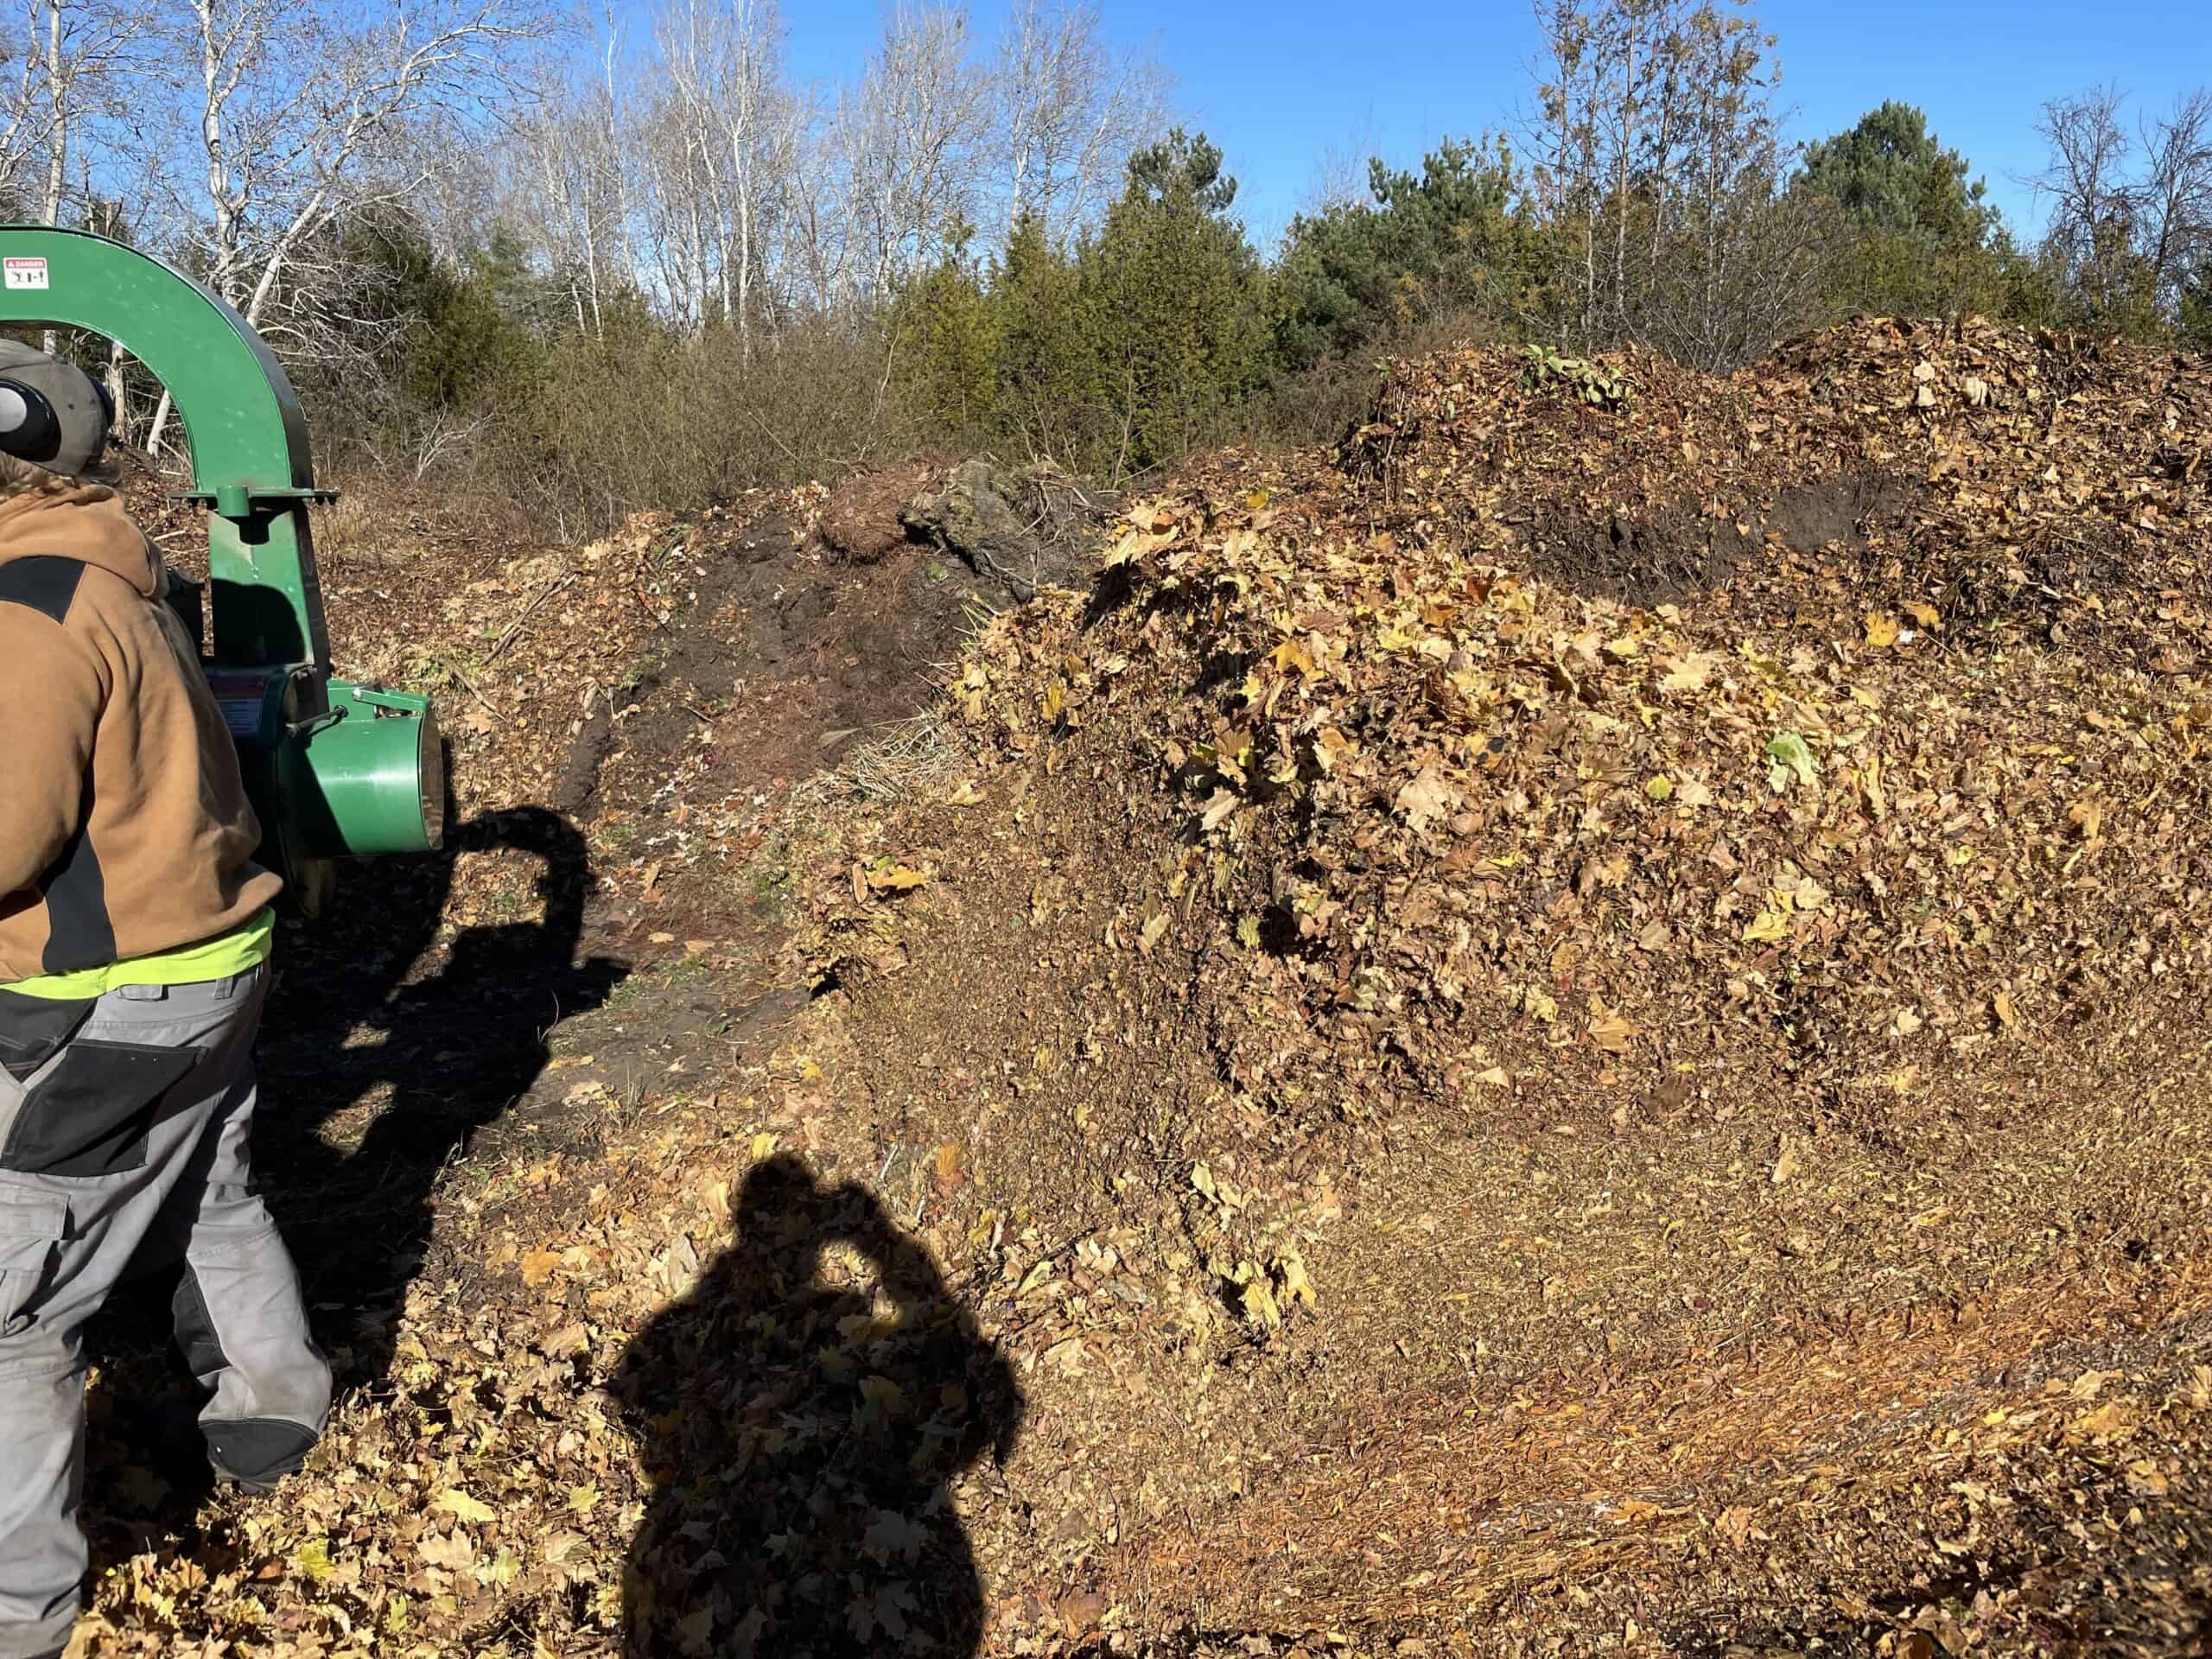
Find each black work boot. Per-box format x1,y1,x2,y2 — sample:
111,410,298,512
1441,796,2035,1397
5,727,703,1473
204,1418,318,1495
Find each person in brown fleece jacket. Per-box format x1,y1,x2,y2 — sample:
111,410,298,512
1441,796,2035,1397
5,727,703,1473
0,342,329,1659
0,461,283,978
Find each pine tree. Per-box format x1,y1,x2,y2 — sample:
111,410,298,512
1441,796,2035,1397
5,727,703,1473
1076,129,1268,478
889,230,1002,446
1799,102,1995,247
993,212,1096,462
1796,103,2023,319
1273,135,1535,370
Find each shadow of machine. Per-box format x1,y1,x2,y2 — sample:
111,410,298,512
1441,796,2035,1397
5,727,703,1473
257,804,628,1382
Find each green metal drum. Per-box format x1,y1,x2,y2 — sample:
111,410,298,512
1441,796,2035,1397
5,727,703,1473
293,683,447,856
0,226,442,895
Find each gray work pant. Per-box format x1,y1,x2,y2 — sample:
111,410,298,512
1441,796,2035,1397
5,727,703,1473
0,966,331,1659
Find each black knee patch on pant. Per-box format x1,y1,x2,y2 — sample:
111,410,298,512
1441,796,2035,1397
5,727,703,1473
204,1417,317,1484
171,1262,227,1382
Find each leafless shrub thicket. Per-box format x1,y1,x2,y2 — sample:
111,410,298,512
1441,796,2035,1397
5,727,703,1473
2032,84,2212,332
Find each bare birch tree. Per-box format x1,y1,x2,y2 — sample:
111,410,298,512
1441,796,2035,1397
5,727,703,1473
139,0,544,453
992,0,1166,246
0,0,64,211
506,26,634,340
1529,1,1604,341
32,0,142,225
781,90,857,316
838,3,990,297
639,0,797,348
1526,0,1823,367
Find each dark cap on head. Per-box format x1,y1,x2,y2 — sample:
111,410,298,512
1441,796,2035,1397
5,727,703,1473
0,339,111,478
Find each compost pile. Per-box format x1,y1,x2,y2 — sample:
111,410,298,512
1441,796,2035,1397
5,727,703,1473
813,316,2212,1182
69,321,2212,1659
774,315,2212,1647
1350,316,2212,671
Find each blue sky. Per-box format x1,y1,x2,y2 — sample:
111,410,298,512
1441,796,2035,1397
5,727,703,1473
767,0,2209,250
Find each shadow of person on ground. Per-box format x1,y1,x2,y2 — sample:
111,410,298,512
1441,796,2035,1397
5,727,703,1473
613,1153,1024,1658
86,804,626,1563
264,803,629,1386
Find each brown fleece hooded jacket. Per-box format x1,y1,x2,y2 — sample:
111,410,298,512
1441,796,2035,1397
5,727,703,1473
0,479,281,982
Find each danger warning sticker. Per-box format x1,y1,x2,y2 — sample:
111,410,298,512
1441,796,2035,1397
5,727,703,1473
205,673,270,741
3,256,48,290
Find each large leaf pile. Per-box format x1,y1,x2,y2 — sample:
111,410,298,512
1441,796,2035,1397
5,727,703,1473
876,317,2212,1165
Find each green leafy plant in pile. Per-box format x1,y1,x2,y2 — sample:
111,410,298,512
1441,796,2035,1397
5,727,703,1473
1518,343,1637,408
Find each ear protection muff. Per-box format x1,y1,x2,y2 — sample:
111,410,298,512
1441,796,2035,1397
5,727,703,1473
0,378,63,466
0,345,113,475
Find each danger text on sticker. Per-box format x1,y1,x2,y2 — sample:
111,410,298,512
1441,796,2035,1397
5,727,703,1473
3,257,48,290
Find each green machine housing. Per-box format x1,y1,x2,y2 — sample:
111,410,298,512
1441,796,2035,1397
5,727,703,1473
0,227,442,905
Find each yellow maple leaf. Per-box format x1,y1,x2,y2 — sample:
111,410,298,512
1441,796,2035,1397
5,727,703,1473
436,1489,497,1526
862,860,928,893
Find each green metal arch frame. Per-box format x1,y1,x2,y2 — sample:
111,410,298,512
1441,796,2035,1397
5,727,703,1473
0,226,439,877
0,225,329,672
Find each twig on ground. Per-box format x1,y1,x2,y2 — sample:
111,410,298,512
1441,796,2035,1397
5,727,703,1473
446,664,502,724
485,573,578,664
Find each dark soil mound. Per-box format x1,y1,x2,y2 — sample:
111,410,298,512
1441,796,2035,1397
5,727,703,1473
1344,318,2212,669
820,459,940,565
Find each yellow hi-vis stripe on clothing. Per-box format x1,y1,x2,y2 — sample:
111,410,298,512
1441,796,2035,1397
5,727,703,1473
3,906,274,998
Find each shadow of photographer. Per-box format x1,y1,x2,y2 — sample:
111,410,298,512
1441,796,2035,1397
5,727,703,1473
612,1153,1025,1657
